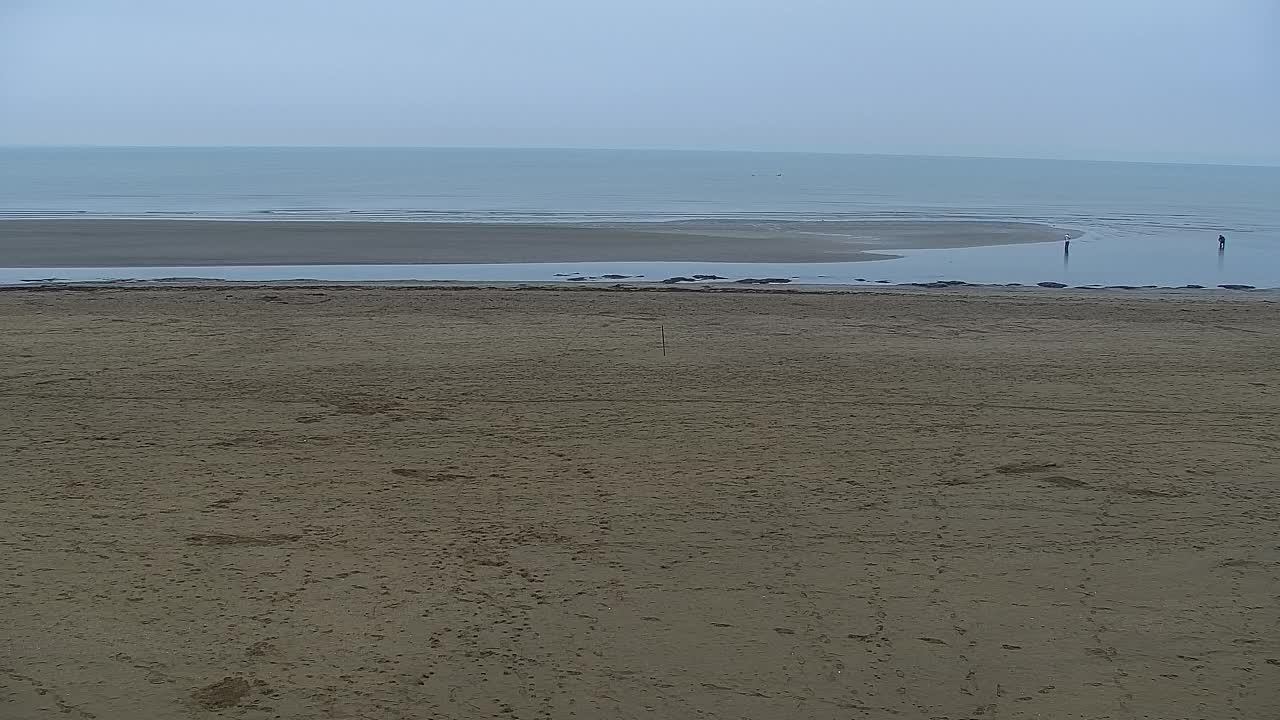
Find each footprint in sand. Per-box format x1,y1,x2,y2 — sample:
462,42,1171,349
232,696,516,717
187,533,301,547
390,469,473,482
996,461,1059,475
1218,559,1267,569
1125,486,1184,497
192,676,251,709
246,641,277,657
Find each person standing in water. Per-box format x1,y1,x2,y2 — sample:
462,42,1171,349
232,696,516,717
1064,234,1071,253
1219,234,1227,250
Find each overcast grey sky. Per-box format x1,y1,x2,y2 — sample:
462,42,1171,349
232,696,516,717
1,0,1277,164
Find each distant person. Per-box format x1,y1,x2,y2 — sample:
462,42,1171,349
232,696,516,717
1064,235,1071,253
1218,234,1226,250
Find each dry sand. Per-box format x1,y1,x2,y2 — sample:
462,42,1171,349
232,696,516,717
0,219,1072,266
1,285,1278,719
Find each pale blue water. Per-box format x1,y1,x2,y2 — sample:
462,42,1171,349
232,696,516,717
3,147,1279,286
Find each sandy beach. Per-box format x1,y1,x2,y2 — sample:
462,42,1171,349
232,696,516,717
0,219,1073,267
2,285,1278,719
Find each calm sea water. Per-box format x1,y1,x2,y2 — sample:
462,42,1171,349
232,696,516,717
3,147,1278,286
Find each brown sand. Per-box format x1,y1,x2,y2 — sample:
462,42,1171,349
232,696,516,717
0,219,1073,266
1,286,1278,719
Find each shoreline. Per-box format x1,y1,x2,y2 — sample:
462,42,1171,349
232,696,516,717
0,218,1075,267
2,280,1274,296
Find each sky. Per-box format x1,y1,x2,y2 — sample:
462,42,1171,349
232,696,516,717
1,0,1277,164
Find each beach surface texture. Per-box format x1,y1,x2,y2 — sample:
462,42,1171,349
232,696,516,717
2,285,1277,719
0,219,1072,266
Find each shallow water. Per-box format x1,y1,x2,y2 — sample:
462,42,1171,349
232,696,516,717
884,231,1278,287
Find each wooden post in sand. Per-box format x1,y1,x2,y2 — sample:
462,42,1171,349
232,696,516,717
660,325,667,356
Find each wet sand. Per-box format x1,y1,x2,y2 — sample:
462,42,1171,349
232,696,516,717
0,219,1073,266
2,286,1277,719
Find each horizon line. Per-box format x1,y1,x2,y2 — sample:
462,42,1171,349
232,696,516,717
2,143,1278,170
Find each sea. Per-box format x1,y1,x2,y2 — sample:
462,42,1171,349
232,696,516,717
3,146,1279,287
